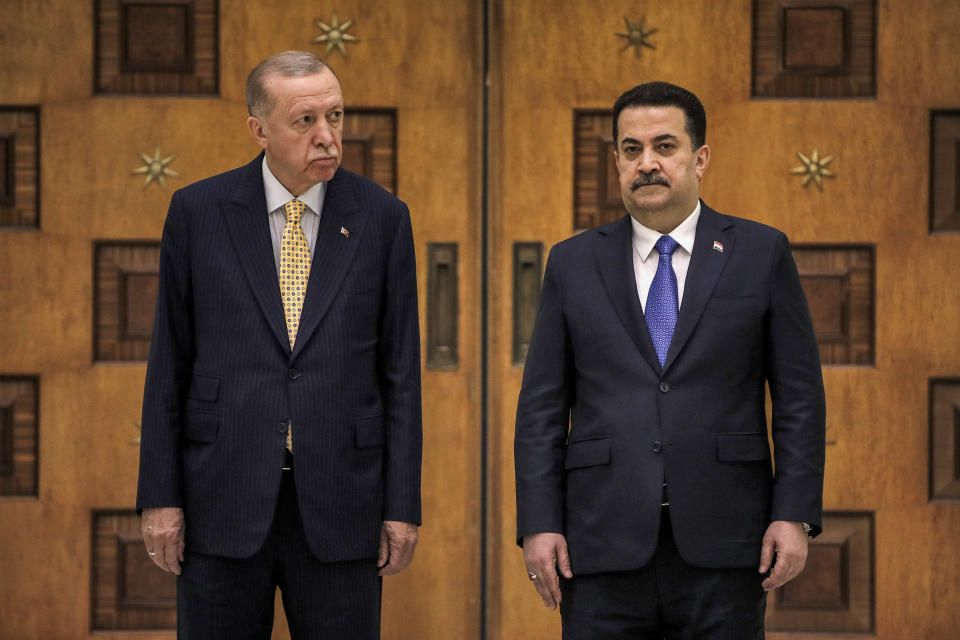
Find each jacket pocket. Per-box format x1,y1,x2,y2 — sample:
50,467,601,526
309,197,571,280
716,432,769,462
355,414,384,448
564,437,612,470
183,410,219,443
187,374,220,402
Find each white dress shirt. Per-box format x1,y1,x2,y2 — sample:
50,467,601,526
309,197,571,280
631,202,701,311
261,157,327,274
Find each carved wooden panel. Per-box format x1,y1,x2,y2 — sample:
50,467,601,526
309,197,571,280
930,111,960,232
95,0,218,95
0,377,38,497
574,110,624,232
512,242,543,365
766,511,874,632
752,0,876,98
792,245,874,365
92,510,176,631
341,109,397,194
94,242,161,362
0,107,40,228
930,378,960,501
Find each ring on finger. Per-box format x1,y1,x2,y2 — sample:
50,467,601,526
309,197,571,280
148,551,157,557
527,571,537,581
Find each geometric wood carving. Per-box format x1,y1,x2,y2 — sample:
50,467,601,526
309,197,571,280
930,111,960,233
95,0,218,95
341,109,397,194
0,377,38,497
752,0,877,98
513,242,543,365
930,378,960,501
792,245,874,365
0,106,40,228
94,242,161,362
766,511,874,633
574,110,623,232
92,511,176,631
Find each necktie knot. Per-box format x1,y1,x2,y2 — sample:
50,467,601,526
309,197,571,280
284,200,306,227
655,234,678,259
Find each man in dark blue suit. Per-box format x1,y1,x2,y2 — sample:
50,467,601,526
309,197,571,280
137,51,422,639
515,82,826,638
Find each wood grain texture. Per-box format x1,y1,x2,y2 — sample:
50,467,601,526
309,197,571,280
0,377,38,496
0,107,40,228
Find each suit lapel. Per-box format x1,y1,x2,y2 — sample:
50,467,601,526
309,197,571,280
594,216,662,374
220,156,290,353
291,169,364,358
662,203,734,372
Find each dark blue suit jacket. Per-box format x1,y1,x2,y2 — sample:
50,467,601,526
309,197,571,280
137,155,422,561
515,203,825,574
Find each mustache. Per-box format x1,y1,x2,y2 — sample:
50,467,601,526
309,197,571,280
630,173,670,190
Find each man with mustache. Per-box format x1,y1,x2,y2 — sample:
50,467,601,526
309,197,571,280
137,50,422,638
515,82,825,638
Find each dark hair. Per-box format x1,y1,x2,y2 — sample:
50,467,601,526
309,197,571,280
612,82,706,150
246,51,336,118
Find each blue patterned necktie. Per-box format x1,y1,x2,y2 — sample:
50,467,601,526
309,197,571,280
646,235,679,367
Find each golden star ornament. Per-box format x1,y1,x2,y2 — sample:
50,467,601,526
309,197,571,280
616,16,658,58
790,149,835,191
312,12,359,58
133,147,179,189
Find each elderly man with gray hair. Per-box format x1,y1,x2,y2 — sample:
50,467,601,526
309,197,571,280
137,50,423,639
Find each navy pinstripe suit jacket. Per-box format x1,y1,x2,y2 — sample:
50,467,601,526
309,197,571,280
136,155,422,561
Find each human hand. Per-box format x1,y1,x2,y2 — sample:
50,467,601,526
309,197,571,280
378,520,419,576
141,507,185,575
759,520,808,591
522,532,573,610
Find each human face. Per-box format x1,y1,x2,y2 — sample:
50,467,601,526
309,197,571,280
247,69,344,195
614,106,709,228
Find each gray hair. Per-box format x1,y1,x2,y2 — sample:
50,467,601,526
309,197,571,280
245,51,337,118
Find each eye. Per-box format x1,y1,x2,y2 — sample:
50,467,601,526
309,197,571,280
327,110,343,124
295,114,315,126
659,142,674,151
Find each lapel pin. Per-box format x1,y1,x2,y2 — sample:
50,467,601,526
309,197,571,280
712,240,723,253
340,226,350,238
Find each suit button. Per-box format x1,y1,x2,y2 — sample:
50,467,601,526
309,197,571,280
278,422,288,434
288,368,300,380
659,382,670,392
652,441,663,453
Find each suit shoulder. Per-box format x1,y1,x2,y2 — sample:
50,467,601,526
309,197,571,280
548,216,625,259
173,162,253,201
705,205,788,245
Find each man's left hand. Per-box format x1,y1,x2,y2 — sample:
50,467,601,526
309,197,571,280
377,520,419,576
759,520,809,591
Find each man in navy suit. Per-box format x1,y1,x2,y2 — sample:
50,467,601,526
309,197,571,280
515,82,826,638
137,51,422,639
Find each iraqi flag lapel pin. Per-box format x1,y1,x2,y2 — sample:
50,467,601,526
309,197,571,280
712,240,724,253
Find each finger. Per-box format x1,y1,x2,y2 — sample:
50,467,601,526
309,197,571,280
556,540,573,579
377,528,389,568
532,563,561,609
762,553,792,590
163,541,182,575
758,537,775,573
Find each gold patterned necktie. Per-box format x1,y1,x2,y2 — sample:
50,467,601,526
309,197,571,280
280,200,311,453
280,199,311,350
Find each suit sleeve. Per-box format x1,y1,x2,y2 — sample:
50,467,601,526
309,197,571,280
765,232,826,535
136,191,194,511
514,248,574,544
378,204,423,525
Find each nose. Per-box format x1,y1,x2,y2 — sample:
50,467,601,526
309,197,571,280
311,120,334,149
638,149,660,174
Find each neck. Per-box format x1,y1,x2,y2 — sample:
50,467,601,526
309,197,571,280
629,206,691,234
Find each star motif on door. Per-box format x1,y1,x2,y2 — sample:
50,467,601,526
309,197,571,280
132,147,179,189
616,16,658,58
790,148,835,191
312,12,359,58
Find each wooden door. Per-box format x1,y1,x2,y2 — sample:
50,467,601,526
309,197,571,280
485,1,960,639
0,1,482,638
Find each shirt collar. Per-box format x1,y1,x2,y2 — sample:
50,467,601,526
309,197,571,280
631,200,701,262
261,156,325,216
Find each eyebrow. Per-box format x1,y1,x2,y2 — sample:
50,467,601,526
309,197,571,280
620,133,679,147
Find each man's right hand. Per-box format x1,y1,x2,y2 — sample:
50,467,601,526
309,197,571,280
522,532,573,610
141,507,185,575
